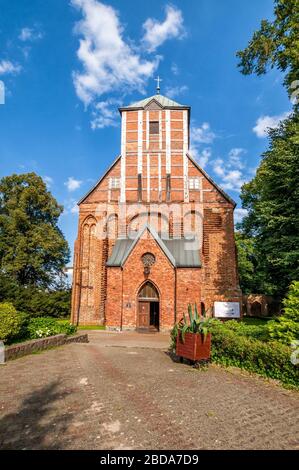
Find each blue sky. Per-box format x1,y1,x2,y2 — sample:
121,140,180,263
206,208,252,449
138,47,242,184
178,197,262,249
0,0,291,263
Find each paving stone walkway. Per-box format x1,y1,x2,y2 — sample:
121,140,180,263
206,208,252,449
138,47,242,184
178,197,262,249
0,330,298,450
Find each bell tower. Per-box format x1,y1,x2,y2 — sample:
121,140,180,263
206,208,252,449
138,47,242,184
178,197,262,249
118,87,190,204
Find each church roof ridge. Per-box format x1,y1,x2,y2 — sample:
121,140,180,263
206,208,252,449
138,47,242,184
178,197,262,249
119,94,189,111
114,223,176,267
106,224,202,268
77,154,121,205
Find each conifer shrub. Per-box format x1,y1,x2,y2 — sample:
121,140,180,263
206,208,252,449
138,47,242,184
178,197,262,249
267,281,299,345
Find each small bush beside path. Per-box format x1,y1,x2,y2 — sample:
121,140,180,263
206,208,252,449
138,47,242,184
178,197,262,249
0,302,76,345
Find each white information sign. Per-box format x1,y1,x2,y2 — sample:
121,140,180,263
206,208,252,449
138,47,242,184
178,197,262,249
214,301,240,318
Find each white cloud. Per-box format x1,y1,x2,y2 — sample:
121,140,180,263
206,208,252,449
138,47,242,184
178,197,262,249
43,176,53,188
171,62,179,75
228,148,246,169
64,177,82,192
62,198,79,216
71,203,79,214
212,158,225,177
220,170,246,191
253,112,290,138
211,148,248,192
189,122,215,168
71,0,159,107
19,27,43,42
0,60,22,75
165,84,188,99
91,98,120,129
142,5,185,52
191,122,216,145
234,208,248,224
190,147,211,169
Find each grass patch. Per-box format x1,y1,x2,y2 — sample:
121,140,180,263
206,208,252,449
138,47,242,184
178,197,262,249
242,317,272,326
77,325,106,330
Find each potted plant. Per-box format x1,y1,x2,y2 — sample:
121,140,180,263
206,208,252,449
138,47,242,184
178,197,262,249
172,304,214,364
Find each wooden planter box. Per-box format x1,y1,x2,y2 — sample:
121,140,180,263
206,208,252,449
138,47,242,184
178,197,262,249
176,331,211,362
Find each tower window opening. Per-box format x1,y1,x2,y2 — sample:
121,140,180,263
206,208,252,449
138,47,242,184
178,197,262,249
110,177,120,189
189,178,200,190
149,121,159,135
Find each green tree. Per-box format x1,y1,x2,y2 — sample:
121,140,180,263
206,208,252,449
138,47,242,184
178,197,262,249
283,280,299,320
237,0,299,98
235,232,258,294
236,0,299,297
268,281,299,344
240,115,299,296
0,173,70,287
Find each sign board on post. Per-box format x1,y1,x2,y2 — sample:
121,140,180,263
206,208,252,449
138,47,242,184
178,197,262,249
214,301,240,318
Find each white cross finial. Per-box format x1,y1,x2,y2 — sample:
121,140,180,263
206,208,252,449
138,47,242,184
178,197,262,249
154,76,162,94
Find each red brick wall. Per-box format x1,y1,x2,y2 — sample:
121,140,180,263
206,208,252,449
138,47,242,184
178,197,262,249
106,267,123,327
106,229,176,331
176,268,202,321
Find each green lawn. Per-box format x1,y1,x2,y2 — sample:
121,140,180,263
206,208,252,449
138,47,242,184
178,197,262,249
241,317,272,326
55,320,106,330
77,325,106,330
216,316,272,342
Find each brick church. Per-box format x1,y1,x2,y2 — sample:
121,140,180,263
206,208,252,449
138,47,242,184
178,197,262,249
71,87,242,330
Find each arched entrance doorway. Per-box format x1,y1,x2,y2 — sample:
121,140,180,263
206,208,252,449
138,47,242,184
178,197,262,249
137,282,160,331
251,301,262,317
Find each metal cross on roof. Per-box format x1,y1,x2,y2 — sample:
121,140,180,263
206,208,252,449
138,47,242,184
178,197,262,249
154,76,162,94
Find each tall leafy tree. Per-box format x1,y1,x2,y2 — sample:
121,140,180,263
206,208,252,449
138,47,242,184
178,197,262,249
0,173,70,287
240,116,299,296
236,0,299,297
237,0,299,99
235,232,260,294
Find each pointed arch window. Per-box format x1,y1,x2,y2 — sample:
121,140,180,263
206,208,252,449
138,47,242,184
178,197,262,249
138,282,159,300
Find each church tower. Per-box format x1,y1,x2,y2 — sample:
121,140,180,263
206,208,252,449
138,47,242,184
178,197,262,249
71,87,242,330
118,90,190,204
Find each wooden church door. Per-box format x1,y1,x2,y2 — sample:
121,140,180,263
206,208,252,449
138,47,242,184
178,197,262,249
138,302,150,329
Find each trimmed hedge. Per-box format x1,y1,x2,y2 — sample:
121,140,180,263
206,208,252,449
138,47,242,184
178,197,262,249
211,326,299,387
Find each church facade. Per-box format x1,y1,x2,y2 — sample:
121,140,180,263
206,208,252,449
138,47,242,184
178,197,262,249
71,93,242,330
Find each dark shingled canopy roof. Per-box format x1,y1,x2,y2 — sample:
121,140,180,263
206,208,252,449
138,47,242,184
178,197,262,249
106,225,201,268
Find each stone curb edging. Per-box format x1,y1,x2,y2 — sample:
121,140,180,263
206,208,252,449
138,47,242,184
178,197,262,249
4,333,89,361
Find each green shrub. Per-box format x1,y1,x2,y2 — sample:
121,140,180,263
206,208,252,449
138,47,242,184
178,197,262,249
218,319,270,341
210,324,299,387
27,317,76,339
283,281,299,320
27,317,57,339
267,318,299,345
267,281,299,345
55,320,77,336
0,302,28,343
